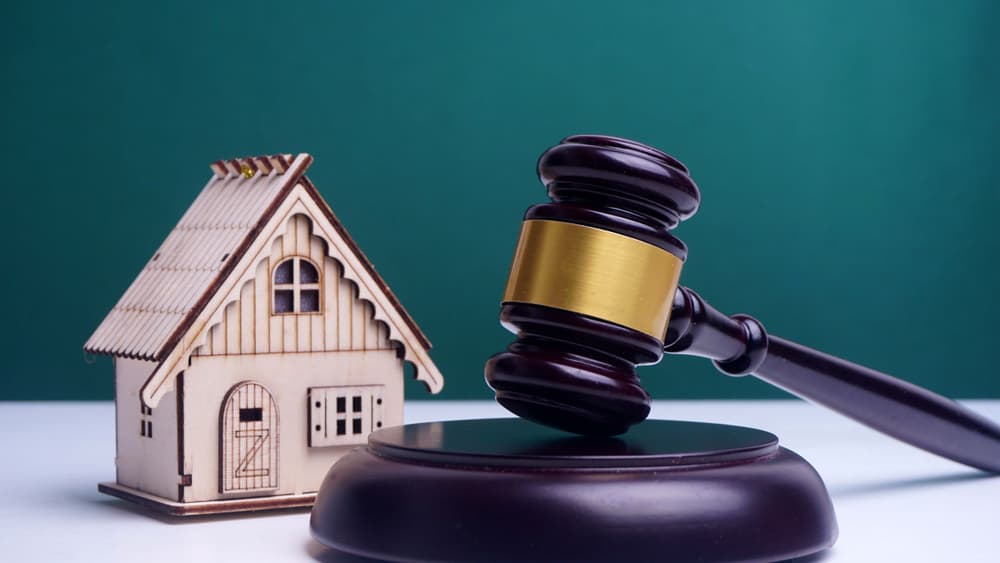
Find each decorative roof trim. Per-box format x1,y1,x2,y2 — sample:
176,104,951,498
209,154,295,179
298,175,431,349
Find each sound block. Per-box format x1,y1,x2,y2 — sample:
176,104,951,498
311,419,837,563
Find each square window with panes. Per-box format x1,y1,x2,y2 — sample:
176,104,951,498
308,385,385,447
139,404,153,438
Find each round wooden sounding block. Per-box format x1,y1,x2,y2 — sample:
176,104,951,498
310,418,837,562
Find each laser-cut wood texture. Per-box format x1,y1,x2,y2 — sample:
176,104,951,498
85,153,444,515
220,381,279,493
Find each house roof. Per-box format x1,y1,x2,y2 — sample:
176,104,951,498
84,153,430,364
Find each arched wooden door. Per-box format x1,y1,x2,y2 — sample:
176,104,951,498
220,381,279,493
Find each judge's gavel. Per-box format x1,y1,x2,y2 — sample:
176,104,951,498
485,134,1000,473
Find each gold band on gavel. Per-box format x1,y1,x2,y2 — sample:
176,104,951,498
502,219,684,340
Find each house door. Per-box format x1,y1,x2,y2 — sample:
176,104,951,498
220,381,279,493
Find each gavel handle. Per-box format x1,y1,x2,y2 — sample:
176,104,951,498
664,286,1000,473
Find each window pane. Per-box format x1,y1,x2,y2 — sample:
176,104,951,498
336,419,346,436
353,418,362,434
274,260,293,284
274,290,294,313
352,396,362,412
239,407,263,422
336,397,346,413
300,260,319,283
301,290,319,312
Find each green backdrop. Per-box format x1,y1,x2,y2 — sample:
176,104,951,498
3,1,998,401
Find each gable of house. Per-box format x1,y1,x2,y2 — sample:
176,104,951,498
192,211,397,358
85,154,443,407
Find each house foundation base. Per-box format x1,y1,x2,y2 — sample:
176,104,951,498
98,482,317,516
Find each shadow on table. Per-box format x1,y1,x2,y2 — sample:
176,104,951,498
305,539,835,563
307,540,387,563
779,550,833,562
75,486,311,524
828,471,996,499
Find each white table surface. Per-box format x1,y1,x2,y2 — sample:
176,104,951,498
2,400,998,562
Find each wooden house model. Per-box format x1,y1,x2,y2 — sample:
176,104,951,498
85,153,443,515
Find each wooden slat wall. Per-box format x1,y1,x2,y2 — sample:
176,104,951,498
268,239,283,354
194,213,393,357
254,258,269,354
310,236,326,351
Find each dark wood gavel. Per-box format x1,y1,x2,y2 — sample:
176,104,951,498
485,134,1000,473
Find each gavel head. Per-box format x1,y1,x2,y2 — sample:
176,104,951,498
484,135,700,436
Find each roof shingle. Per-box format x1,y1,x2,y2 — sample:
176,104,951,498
86,154,311,360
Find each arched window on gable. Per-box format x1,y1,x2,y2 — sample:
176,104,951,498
272,257,321,314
